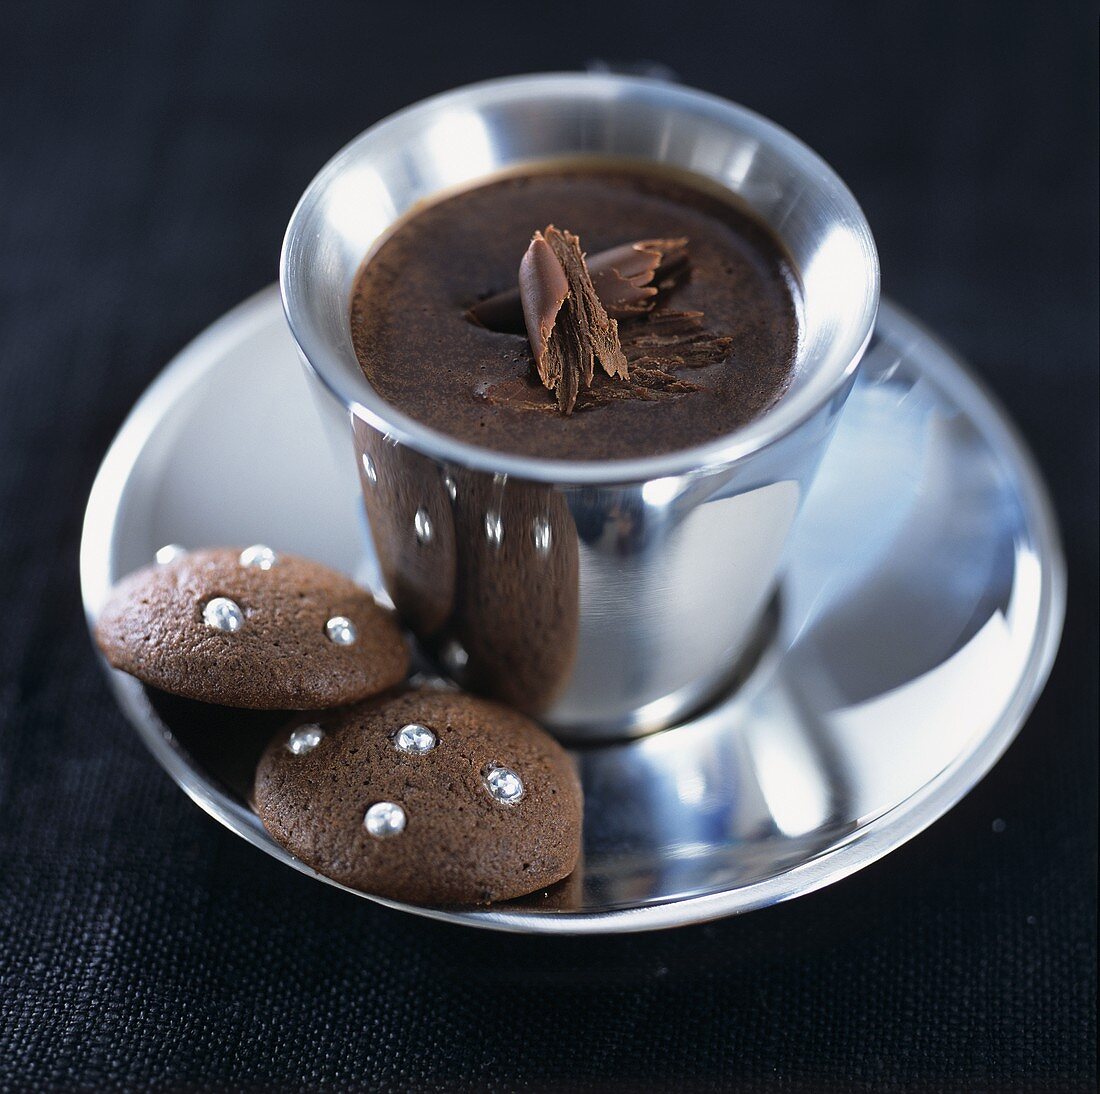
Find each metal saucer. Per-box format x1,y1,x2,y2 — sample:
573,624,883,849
80,287,1064,934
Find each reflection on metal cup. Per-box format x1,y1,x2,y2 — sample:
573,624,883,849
355,421,455,638
448,472,580,713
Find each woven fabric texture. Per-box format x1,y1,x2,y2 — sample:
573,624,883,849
1,2,1095,1090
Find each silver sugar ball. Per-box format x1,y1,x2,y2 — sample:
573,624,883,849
239,544,277,570
325,616,357,646
202,597,243,633
155,544,187,565
484,765,525,804
394,723,437,755
364,801,406,838
287,724,324,755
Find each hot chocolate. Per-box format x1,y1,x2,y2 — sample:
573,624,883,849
350,165,801,461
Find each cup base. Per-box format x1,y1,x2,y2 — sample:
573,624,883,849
418,593,783,745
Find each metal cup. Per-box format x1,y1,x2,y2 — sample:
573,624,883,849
281,74,879,741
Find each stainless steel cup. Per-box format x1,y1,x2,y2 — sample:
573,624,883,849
281,74,879,741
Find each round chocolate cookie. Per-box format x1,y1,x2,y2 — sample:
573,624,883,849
253,689,583,904
95,547,409,709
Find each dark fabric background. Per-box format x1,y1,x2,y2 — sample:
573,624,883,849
1,2,1096,1090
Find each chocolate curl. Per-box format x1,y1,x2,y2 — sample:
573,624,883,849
587,237,689,318
518,226,629,415
519,232,569,387
468,237,690,331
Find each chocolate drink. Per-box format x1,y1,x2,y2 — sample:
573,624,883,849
350,165,801,461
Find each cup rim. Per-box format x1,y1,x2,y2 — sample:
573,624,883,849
281,72,880,485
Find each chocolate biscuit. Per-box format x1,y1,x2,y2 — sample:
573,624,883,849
253,688,583,904
95,547,409,709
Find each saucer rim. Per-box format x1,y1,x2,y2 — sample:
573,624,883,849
80,287,1065,935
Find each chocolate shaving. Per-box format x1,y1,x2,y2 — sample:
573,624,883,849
479,365,704,417
572,367,702,411
520,226,628,415
620,310,734,368
468,237,690,332
518,234,569,371
476,310,733,416
587,238,689,318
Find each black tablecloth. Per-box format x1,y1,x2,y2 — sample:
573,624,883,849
2,3,1096,1090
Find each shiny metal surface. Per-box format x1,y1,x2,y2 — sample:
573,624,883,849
281,74,880,737
80,288,1064,935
